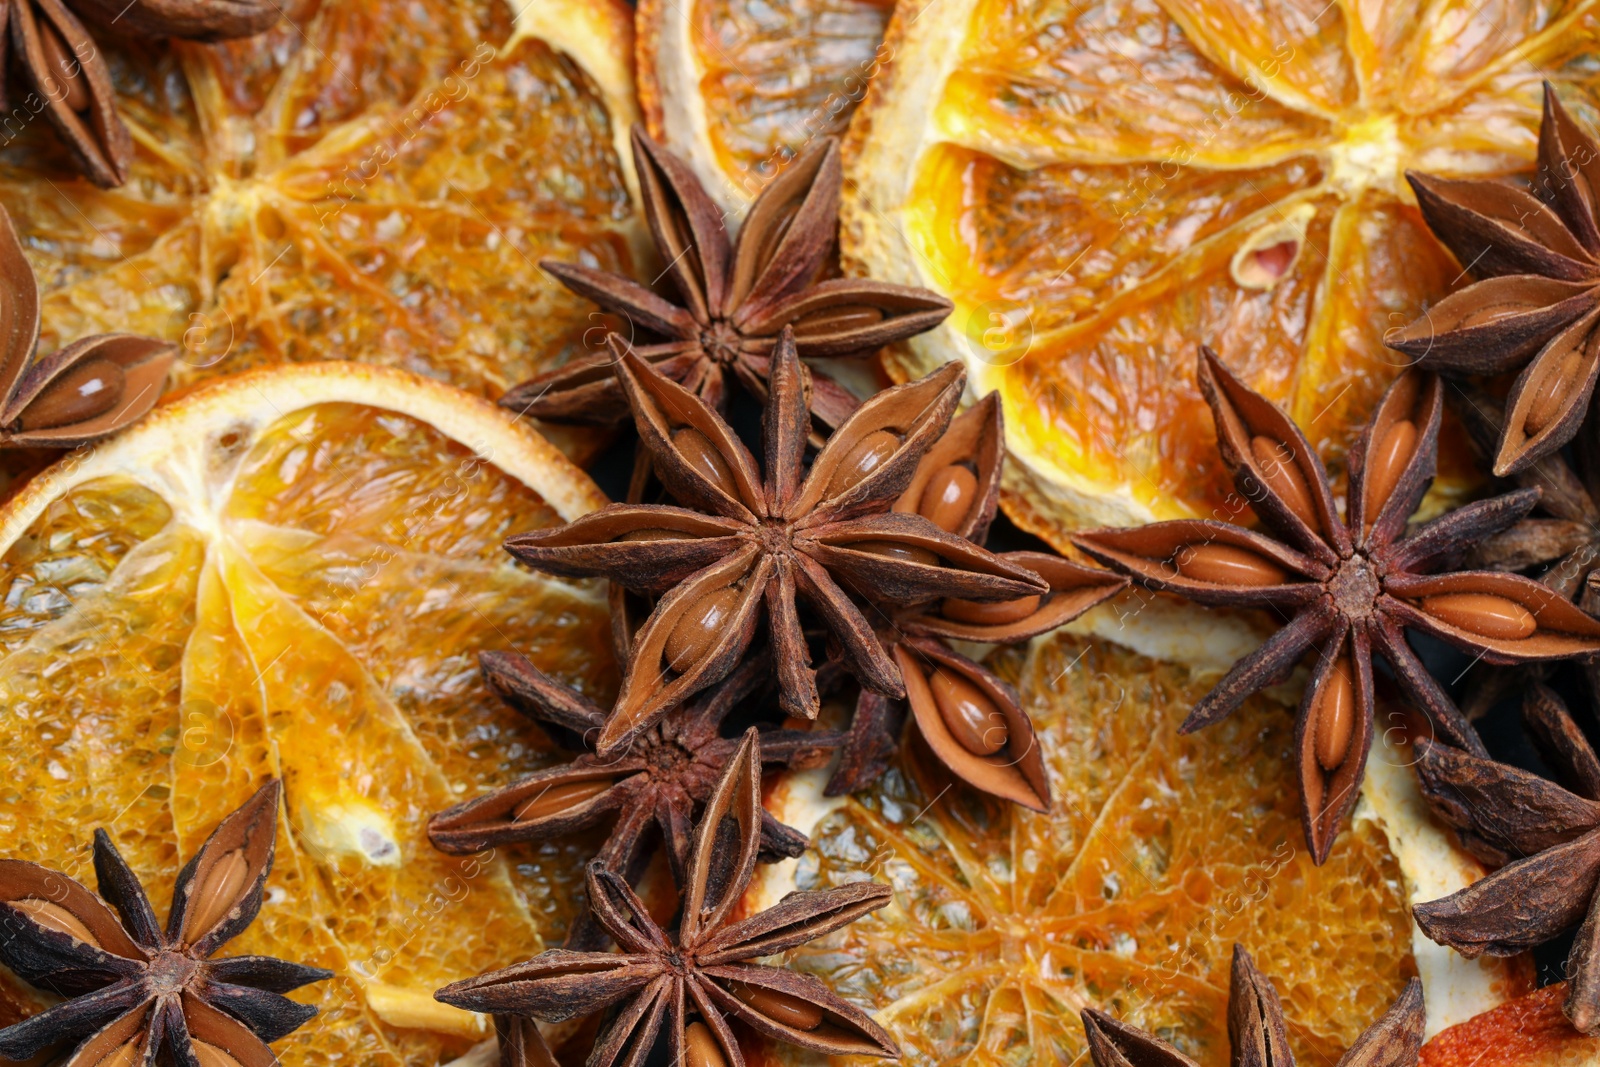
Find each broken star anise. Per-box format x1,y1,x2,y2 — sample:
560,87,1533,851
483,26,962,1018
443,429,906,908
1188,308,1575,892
1388,82,1600,475
0,204,174,447
1412,684,1600,1034
430,649,842,887
0,780,332,1067
1080,944,1423,1067
0,0,277,188
504,327,1047,752
434,729,899,1067
1074,346,1600,863
507,127,952,436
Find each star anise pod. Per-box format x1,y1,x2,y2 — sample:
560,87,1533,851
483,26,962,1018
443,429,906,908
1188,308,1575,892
0,781,332,1067
504,328,1048,751
1412,684,1600,1034
0,206,174,446
1073,346,1600,863
1080,944,1423,1067
430,649,842,886
1388,82,1600,476
826,395,1128,806
0,1,276,188
506,128,952,436
434,730,899,1067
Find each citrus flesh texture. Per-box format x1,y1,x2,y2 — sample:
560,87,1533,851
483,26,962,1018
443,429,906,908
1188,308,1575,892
0,365,616,1067
843,0,1600,536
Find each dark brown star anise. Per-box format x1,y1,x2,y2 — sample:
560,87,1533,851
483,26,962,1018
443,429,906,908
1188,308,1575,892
826,395,1129,807
0,781,332,1067
507,127,951,436
434,730,900,1067
504,327,1047,752
1080,944,1423,1067
0,0,276,188
1388,82,1600,476
1073,346,1600,863
1412,684,1600,1034
429,649,841,886
0,205,174,447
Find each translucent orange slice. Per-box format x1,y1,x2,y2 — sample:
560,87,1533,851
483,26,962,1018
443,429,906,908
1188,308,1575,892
0,363,616,1067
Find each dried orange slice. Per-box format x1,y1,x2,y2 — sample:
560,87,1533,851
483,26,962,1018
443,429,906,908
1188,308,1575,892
0,363,616,1067
841,0,1600,540
754,629,1525,1065
1421,984,1600,1066
0,0,642,431
638,0,895,215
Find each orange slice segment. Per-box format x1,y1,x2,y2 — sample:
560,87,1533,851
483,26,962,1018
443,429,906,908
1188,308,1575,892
0,364,616,1067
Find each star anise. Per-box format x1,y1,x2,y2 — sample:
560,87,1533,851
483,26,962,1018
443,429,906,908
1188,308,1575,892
434,730,900,1067
1079,944,1423,1067
504,328,1048,751
1412,684,1600,1034
826,395,1129,807
0,781,332,1067
1073,346,1600,863
0,206,174,448
0,1,276,188
429,649,842,886
1388,82,1600,476
506,128,952,436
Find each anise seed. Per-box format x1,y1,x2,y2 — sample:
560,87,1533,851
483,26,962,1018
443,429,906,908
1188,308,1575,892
191,1042,242,1067
852,540,939,567
752,201,801,278
1421,593,1537,640
794,304,885,338
185,847,249,941
13,898,99,946
1173,543,1287,586
930,668,1007,756
1459,300,1540,328
1249,435,1317,528
1363,419,1417,528
100,1044,142,1067
683,1022,727,1067
940,594,1042,625
828,429,901,498
18,359,124,431
665,586,743,672
39,17,90,113
1525,348,1584,436
730,983,825,1031
513,780,612,822
672,427,737,496
917,464,978,533
617,529,694,542
1312,658,1355,771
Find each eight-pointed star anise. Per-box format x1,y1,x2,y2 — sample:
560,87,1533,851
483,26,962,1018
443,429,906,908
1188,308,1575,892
0,204,175,447
504,327,1047,752
507,128,952,436
1388,82,1600,476
0,781,332,1067
430,649,841,887
1412,684,1600,1034
1080,944,1423,1067
0,0,277,188
1074,346,1600,863
433,730,900,1067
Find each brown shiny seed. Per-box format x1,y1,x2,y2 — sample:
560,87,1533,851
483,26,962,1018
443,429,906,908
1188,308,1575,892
794,304,886,338
851,540,939,567
1250,435,1317,529
1525,348,1585,436
672,427,738,496
617,528,693,542
940,594,1042,625
665,586,742,673
917,464,979,533
1312,658,1355,772
14,898,99,946
1172,543,1287,586
731,982,825,1031
18,359,125,431
1421,593,1538,640
513,779,612,822
186,848,249,941
684,1022,727,1067
827,429,901,498
930,668,1007,757
1362,419,1417,528
39,17,90,113
753,202,801,276
1460,300,1539,328
100,1043,144,1067
191,1042,244,1067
